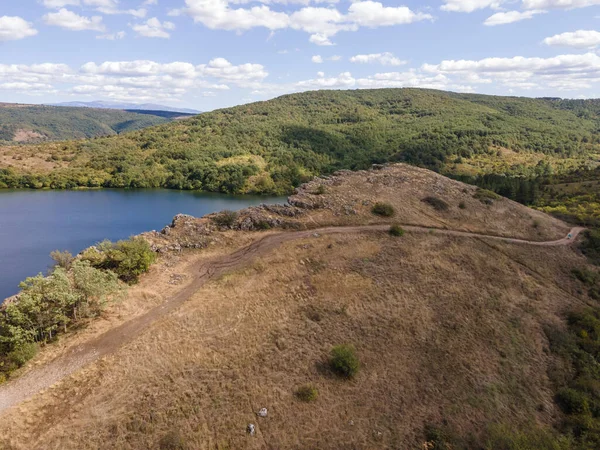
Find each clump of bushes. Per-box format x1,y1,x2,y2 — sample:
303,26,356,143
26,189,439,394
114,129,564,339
330,344,360,378
571,267,598,285
389,224,405,237
295,385,319,402
81,237,156,284
458,201,466,209
211,210,239,229
371,202,395,217
159,430,187,450
314,184,327,195
543,307,600,447
422,196,449,211
473,188,501,205
0,236,156,382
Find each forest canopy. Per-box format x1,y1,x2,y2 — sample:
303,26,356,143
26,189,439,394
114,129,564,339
2,88,599,195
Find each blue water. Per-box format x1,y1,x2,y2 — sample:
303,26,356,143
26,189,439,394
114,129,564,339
0,189,285,302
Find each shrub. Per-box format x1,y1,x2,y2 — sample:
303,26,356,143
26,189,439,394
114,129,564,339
474,188,501,205
330,344,359,378
254,220,272,230
91,237,156,284
422,196,449,211
295,385,319,402
211,210,239,228
7,342,38,367
314,184,326,195
50,250,74,271
159,430,187,450
389,224,405,237
458,201,466,209
371,202,395,217
572,268,597,286
556,388,590,415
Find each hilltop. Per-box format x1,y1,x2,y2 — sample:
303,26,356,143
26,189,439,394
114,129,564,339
51,101,200,115
0,103,194,145
0,164,596,449
1,88,599,192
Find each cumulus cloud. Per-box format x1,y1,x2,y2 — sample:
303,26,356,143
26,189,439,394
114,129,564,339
42,0,81,7
182,0,431,45
350,52,406,66
440,0,504,13
523,0,600,9
43,8,105,31
0,16,38,41
423,52,600,91
484,9,545,25
311,55,340,63
131,18,175,38
543,30,600,48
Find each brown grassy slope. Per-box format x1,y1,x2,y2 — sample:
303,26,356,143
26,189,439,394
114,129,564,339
284,164,568,241
0,164,587,449
0,231,590,449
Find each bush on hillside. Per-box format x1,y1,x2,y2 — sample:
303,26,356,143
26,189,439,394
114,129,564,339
474,188,501,205
371,202,395,217
295,385,319,402
211,210,239,229
159,430,187,450
330,344,360,378
82,237,156,284
422,196,449,211
50,250,74,270
389,224,405,237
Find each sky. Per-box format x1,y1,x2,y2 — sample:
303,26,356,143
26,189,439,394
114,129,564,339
0,0,599,111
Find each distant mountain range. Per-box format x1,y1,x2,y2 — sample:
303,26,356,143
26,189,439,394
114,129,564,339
50,101,201,115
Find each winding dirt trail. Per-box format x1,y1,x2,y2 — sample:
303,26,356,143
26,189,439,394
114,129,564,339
0,224,585,415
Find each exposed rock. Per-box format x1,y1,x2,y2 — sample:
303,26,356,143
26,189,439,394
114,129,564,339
257,408,268,418
247,424,256,436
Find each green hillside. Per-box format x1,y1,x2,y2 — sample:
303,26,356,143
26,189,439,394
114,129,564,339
0,104,185,143
1,89,599,193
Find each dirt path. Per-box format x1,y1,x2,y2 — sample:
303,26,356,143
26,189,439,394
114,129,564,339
0,224,584,415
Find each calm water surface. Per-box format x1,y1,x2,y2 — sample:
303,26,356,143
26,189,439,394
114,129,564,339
0,189,285,301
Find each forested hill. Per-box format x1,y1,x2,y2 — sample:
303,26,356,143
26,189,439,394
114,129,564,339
0,104,192,144
1,88,599,193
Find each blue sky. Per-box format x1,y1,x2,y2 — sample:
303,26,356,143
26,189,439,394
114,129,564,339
0,0,599,110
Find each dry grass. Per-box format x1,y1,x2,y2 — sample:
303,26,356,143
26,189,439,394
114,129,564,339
0,227,589,449
287,164,569,241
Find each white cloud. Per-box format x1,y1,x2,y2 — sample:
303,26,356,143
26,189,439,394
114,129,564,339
184,0,290,31
484,9,546,25
440,0,504,13
42,0,81,7
43,8,105,31
0,16,38,41
309,33,334,45
183,0,431,45
523,0,600,9
131,17,175,38
97,31,126,40
346,2,432,27
311,54,341,63
543,30,600,48
197,58,268,85
423,52,600,91
143,0,158,4
350,52,406,66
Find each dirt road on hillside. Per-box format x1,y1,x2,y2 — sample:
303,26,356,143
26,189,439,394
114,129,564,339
0,225,585,415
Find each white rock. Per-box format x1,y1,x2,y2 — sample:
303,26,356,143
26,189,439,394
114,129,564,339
257,408,268,417
247,424,256,436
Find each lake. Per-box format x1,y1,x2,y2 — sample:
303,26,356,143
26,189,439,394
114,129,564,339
0,189,286,302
